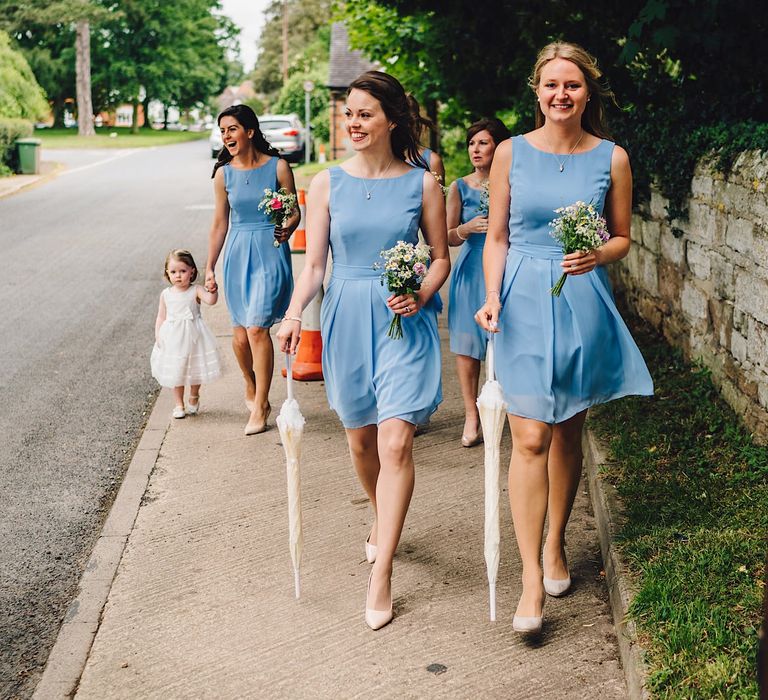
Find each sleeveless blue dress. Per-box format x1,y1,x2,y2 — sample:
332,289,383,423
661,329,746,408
495,135,653,424
448,178,487,360
222,158,293,328
321,166,442,429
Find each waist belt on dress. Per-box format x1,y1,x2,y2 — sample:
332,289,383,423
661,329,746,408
508,242,563,260
331,263,381,280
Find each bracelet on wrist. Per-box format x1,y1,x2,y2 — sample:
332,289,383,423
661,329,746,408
485,290,500,302
283,316,302,323
456,225,468,241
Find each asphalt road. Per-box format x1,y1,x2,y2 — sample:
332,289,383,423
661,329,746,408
0,141,220,699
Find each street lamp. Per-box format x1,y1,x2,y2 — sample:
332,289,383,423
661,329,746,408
303,80,314,165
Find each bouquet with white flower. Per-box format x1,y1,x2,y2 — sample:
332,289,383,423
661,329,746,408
548,201,610,296
374,240,431,339
478,180,490,217
258,187,298,247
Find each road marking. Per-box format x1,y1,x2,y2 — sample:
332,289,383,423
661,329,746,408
58,149,140,177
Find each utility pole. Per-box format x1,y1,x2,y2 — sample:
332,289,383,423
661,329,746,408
281,0,289,83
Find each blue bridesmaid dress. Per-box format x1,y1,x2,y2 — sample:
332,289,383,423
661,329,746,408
222,157,293,328
321,166,442,429
448,178,487,360
495,135,653,423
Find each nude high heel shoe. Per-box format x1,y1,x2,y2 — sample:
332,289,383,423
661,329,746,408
244,403,271,435
365,531,377,564
364,572,393,630
543,575,572,597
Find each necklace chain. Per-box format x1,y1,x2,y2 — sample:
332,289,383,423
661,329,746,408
546,130,585,172
361,158,394,199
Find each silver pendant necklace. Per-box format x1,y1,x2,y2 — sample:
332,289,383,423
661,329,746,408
546,130,585,172
361,158,394,199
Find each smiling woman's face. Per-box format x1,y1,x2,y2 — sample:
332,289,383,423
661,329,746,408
344,88,393,152
536,58,589,126
219,116,253,157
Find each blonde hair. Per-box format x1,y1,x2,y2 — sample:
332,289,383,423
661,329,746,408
529,42,616,139
163,249,198,283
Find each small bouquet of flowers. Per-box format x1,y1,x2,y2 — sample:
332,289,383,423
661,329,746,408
478,180,490,217
374,240,431,339
431,171,448,196
548,201,610,296
258,187,298,247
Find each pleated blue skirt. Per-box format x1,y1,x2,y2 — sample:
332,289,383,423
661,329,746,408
321,264,442,429
448,237,486,360
222,222,293,328
495,245,653,424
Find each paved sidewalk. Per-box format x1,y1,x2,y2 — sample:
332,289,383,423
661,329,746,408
44,278,627,699
0,161,61,199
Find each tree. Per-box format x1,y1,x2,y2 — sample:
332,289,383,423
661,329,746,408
250,0,330,103
0,30,48,120
0,0,112,136
341,0,768,217
96,0,234,132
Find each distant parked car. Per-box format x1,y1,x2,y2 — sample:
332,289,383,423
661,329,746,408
259,114,305,163
209,125,223,158
209,113,305,162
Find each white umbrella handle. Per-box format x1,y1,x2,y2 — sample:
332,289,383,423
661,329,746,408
286,352,294,401
486,333,496,382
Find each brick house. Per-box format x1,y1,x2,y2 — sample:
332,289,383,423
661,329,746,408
327,22,377,161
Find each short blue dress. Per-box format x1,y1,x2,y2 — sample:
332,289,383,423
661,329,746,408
222,157,293,328
448,178,487,360
495,135,653,424
321,166,442,429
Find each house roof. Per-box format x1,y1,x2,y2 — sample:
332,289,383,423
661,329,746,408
327,22,377,90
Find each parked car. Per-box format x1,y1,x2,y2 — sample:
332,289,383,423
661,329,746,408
209,125,223,159
258,114,305,163
209,113,305,162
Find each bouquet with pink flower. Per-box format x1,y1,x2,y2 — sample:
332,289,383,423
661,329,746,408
373,240,431,339
548,201,610,296
258,187,298,247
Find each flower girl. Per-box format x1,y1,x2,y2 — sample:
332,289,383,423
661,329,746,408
151,249,222,418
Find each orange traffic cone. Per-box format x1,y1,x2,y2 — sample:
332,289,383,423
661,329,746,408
290,189,307,253
282,286,324,381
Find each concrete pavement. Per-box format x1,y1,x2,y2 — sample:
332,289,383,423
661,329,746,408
33,260,629,699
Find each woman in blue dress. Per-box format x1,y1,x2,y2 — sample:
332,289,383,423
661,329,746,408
205,105,299,436
277,72,450,630
447,117,510,447
476,42,653,634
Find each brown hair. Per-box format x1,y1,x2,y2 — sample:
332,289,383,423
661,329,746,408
347,71,427,169
466,118,511,147
528,42,616,139
406,93,437,147
164,249,198,283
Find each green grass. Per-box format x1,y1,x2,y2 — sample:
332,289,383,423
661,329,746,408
293,157,346,178
35,126,208,149
589,316,767,698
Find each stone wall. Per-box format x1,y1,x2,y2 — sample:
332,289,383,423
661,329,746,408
613,150,768,442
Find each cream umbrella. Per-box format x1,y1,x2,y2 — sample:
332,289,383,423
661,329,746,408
476,332,507,621
276,353,306,599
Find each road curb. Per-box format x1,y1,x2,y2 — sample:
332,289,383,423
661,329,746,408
583,428,651,700
0,162,64,200
32,390,173,699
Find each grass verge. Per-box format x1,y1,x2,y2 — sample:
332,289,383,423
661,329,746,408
35,127,208,149
293,158,345,179
589,315,766,699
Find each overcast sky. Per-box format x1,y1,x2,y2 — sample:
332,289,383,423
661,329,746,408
220,0,272,73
